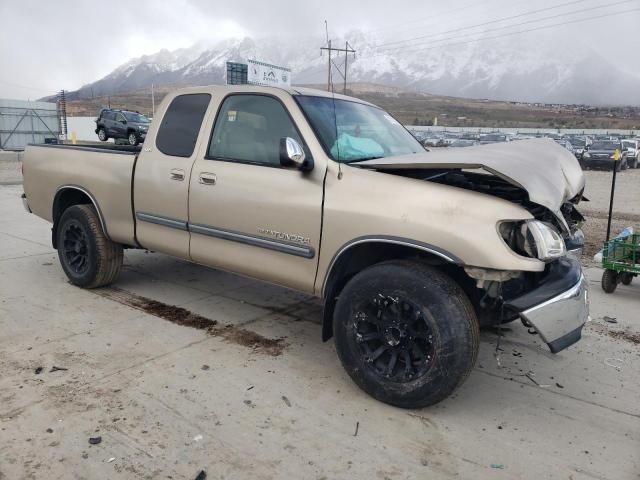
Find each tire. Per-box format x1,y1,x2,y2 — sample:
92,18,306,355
333,260,479,409
620,273,633,286
601,269,618,294
97,128,108,142
128,132,139,146
56,204,123,288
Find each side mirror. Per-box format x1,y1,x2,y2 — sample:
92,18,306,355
280,137,313,171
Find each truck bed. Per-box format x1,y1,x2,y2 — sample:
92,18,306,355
23,143,139,245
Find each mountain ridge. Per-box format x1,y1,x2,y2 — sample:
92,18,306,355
69,32,640,106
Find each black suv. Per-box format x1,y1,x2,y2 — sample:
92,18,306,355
95,108,150,146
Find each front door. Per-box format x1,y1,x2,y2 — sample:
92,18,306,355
188,92,325,293
134,93,212,258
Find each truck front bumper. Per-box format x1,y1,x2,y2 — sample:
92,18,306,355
505,258,589,353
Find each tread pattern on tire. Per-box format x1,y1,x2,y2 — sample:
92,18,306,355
333,259,480,408
60,205,123,288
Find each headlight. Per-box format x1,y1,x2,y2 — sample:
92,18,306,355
500,220,566,261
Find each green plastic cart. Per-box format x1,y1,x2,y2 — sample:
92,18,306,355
601,233,640,293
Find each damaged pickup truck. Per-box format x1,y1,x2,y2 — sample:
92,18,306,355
22,86,588,408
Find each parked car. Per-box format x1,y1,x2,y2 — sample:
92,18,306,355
554,139,575,156
479,133,509,144
621,139,639,168
567,136,591,162
95,108,151,146
22,85,588,409
449,139,477,147
582,140,628,171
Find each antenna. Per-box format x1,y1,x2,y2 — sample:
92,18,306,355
322,21,342,179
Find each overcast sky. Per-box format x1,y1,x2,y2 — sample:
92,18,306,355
1,0,638,100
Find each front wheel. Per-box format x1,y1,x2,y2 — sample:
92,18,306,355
57,204,123,288
333,260,479,409
97,128,108,142
128,132,139,146
602,269,618,293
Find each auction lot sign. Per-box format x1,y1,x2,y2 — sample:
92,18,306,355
247,59,291,87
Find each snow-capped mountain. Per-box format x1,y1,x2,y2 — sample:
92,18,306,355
73,31,640,105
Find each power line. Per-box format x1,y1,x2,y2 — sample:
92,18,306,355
364,6,640,57
375,0,587,49
376,0,634,53
366,0,509,35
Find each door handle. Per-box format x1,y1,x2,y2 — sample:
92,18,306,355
170,168,185,181
199,172,217,185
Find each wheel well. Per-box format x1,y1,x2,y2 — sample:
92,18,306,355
321,241,475,342
51,188,105,248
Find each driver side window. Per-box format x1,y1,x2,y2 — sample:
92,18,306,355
207,94,304,167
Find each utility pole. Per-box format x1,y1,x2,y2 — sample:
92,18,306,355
320,22,356,94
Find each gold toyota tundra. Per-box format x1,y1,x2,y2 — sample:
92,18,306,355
22,85,589,408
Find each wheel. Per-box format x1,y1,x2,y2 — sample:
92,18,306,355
333,260,479,409
56,204,123,288
97,128,108,142
601,269,618,293
620,273,633,285
128,132,139,146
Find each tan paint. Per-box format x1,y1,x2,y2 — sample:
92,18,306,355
23,84,549,299
22,145,136,245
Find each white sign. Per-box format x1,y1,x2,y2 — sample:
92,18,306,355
247,59,291,87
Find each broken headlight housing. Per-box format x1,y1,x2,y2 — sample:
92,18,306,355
500,220,566,261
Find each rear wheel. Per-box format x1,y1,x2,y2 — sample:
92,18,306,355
97,128,108,142
128,132,139,146
333,260,479,409
602,269,618,293
620,273,633,286
56,204,123,288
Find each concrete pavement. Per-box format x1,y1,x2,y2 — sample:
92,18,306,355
0,184,638,480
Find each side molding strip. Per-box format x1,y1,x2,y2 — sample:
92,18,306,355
135,212,188,231
190,223,315,259
135,212,315,259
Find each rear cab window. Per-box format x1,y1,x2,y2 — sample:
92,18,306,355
156,93,211,157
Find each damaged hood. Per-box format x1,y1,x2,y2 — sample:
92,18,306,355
356,138,585,212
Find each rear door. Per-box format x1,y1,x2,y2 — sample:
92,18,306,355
188,92,325,293
134,93,212,258
114,112,128,138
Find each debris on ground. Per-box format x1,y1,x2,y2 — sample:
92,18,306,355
491,464,505,469
525,373,550,388
354,421,360,437
281,396,291,407
107,457,115,463
194,470,207,480
88,436,102,445
603,316,618,324
604,358,624,371
34,367,43,374
193,434,203,442
246,385,254,391
46,428,53,433
50,366,68,372
556,383,564,389
201,364,210,371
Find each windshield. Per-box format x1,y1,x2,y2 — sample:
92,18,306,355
123,112,150,123
295,95,422,162
570,138,586,147
622,141,635,148
591,142,618,150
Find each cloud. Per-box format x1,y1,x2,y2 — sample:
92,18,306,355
0,0,638,100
